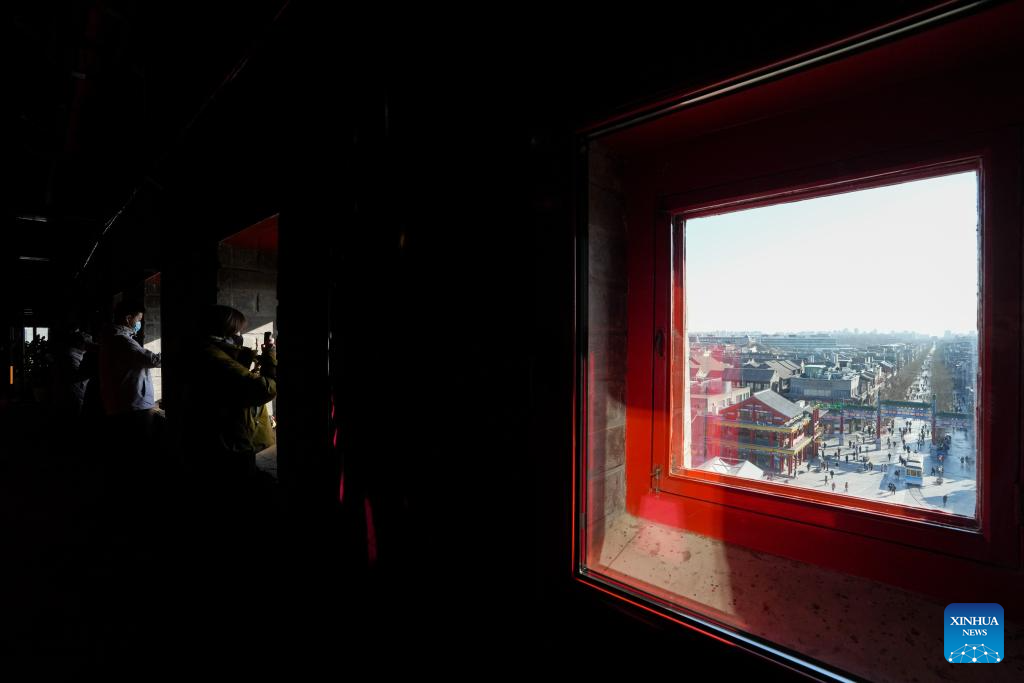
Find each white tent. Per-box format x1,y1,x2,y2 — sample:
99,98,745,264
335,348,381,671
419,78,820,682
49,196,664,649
697,456,765,480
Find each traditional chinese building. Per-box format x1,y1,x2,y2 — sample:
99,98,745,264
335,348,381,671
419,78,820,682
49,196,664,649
705,390,819,475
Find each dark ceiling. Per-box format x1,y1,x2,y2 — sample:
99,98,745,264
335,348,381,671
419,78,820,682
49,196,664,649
5,0,286,320
5,0,953,324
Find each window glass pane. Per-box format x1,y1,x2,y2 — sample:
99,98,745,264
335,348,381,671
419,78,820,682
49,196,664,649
677,171,979,520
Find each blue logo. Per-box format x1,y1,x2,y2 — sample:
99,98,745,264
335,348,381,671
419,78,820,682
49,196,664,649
944,603,1003,663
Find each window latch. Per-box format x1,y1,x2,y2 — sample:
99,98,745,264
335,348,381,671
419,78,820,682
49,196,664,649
651,464,662,494
654,328,665,358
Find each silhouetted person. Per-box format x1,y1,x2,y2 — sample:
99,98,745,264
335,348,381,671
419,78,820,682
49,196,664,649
52,329,94,423
96,300,163,537
182,305,277,541
80,339,103,422
99,300,162,436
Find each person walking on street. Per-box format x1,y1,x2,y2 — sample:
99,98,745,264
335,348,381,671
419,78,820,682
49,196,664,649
943,494,948,507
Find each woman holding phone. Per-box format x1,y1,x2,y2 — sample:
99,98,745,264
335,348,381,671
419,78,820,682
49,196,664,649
182,305,277,521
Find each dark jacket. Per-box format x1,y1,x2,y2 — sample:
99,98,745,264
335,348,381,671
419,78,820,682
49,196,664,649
185,338,277,461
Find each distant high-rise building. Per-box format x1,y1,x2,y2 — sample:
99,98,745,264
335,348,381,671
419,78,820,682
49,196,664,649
758,334,839,352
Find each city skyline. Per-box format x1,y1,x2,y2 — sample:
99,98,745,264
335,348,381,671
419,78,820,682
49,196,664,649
688,329,975,337
684,171,979,337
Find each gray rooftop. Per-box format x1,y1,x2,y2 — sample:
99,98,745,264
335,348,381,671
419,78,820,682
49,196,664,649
752,390,804,420
762,360,799,378
724,367,779,383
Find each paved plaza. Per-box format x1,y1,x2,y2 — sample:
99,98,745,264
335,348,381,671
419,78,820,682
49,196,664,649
767,349,977,517
784,423,976,517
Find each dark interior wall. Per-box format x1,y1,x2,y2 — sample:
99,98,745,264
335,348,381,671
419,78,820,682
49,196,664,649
158,240,218,454
257,21,582,645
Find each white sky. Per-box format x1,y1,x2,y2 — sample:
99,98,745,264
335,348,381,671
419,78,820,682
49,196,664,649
684,171,978,336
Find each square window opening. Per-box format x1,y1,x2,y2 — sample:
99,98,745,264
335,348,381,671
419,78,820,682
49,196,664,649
671,169,980,523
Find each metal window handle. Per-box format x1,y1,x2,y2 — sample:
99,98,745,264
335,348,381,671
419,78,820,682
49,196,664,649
651,464,662,494
655,328,665,358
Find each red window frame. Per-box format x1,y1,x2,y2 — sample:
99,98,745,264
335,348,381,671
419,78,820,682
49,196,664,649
633,142,1022,597
579,0,1024,611
652,151,1011,565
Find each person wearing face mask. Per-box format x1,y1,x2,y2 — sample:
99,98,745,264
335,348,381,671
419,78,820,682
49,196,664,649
99,299,162,420
96,299,164,533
